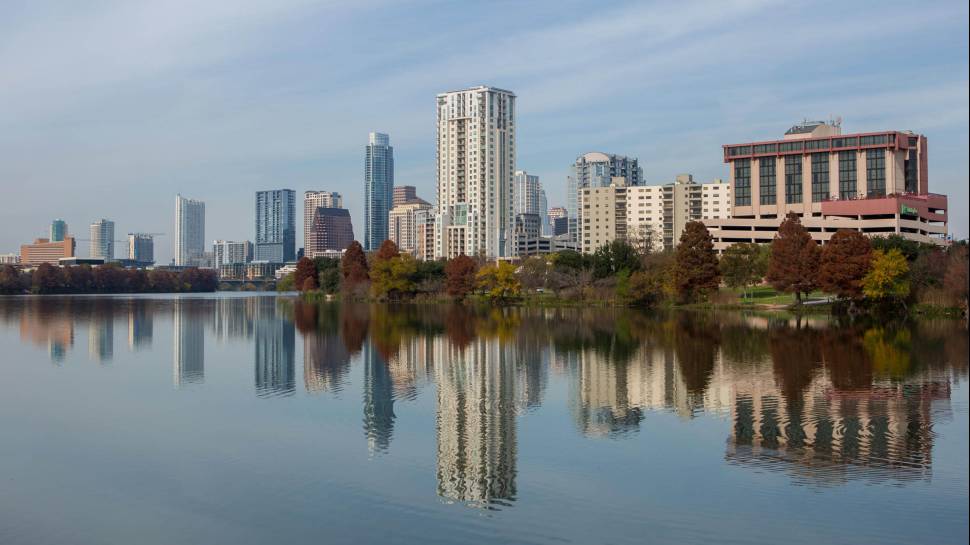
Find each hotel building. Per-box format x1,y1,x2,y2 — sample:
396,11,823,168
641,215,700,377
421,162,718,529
434,86,516,259
703,120,947,250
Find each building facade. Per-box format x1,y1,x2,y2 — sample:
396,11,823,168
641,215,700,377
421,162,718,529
175,195,206,266
50,219,67,243
89,219,115,260
303,191,343,252
127,233,155,264
580,175,731,254
213,240,253,268
365,132,394,251
434,86,516,259
703,121,947,250
255,189,296,262
389,200,432,257
307,207,355,257
567,152,642,242
393,185,418,207
20,237,76,266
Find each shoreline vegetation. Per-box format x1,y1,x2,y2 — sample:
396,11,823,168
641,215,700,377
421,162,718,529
0,263,218,295
283,216,968,319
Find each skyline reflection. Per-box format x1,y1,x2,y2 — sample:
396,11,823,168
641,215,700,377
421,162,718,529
1,295,966,502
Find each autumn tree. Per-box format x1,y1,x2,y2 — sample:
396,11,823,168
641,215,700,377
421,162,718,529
341,241,369,287
767,213,820,303
371,248,418,301
863,248,910,301
375,239,400,261
476,261,521,301
302,276,319,292
0,265,27,294
673,221,720,302
817,230,872,300
293,257,318,291
719,242,769,301
32,263,65,294
444,255,478,299
943,243,968,309
518,256,550,292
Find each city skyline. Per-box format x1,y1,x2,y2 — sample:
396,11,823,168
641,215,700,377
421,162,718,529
0,1,967,263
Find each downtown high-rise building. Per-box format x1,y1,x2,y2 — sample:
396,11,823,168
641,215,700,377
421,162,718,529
89,218,115,260
513,170,549,235
50,219,67,242
255,189,296,262
174,195,205,266
392,185,418,207
364,132,394,251
434,86,516,259
566,152,642,241
303,191,343,252
212,240,253,268
307,208,355,257
127,233,155,264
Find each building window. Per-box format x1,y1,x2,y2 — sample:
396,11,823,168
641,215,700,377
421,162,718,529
866,149,886,197
759,157,776,205
811,153,829,202
904,149,918,193
838,151,856,199
734,159,751,206
785,155,802,204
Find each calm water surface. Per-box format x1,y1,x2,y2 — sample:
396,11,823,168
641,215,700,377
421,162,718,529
0,294,967,545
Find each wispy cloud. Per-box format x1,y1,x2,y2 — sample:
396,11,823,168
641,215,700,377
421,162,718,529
0,0,967,260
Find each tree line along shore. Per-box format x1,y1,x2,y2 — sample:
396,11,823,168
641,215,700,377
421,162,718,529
280,213,968,317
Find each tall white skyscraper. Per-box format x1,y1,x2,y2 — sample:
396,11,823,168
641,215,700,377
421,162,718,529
175,194,205,266
89,218,115,260
303,191,343,251
434,86,516,259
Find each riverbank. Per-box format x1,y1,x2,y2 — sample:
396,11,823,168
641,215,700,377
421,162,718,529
296,286,967,319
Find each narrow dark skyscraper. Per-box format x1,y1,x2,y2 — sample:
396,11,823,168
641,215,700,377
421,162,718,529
364,132,394,251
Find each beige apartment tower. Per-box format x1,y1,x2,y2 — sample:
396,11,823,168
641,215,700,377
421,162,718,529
433,86,516,259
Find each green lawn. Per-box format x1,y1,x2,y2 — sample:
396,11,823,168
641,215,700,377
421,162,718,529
727,285,830,305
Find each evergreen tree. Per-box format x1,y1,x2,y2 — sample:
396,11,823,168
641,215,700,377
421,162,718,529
673,221,720,302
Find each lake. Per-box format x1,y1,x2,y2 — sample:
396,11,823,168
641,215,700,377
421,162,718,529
0,294,967,545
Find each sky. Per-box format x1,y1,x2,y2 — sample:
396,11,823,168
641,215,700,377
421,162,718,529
1,0,968,263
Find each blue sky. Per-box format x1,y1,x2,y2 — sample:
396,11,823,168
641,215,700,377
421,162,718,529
1,0,967,263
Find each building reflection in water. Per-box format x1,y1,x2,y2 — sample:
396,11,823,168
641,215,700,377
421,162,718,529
2,297,966,498
173,299,204,387
88,316,113,364
16,299,75,364
363,342,395,454
127,304,153,351
254,298,295,397
435,336,517,507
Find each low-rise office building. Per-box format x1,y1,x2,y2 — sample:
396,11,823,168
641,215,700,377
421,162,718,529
389,199,432,257
20,237,76,266
703,120,947,250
